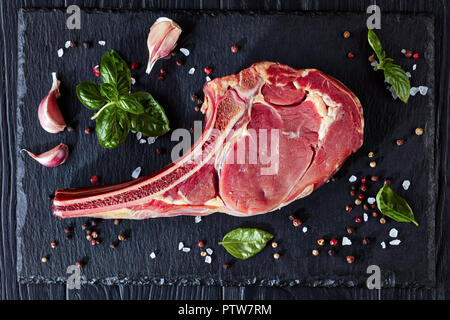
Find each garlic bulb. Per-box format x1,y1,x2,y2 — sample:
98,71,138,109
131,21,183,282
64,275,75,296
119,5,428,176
38,72,66,133
22,143,69,167
146,17,182,74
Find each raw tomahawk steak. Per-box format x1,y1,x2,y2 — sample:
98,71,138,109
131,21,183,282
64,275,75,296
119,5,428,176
53,62,364,219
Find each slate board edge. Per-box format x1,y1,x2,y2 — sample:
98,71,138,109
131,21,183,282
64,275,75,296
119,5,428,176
15,8,438,289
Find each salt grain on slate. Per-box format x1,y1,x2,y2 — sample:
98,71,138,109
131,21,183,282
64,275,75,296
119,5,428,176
388,86,398,99
182,247,191,252
57,48,64,57
98,40,106,46
370,61,379,67
402,180,411,190
178,242,184,250
390,239,401,246
206,248,213,255
206,76,211,82
389,228,399,238
205,255,212,264
139,139,147,144
131,167,142,179
195,216,202,223
65,41,71,48
188,68,195,75
147,137,156,144
367,197,376,205
401,49,406,54
413,64,417,70
302,227,308,233
419,86,428,95
131,77,136,85
349,175,357,183
150,252,156,259
342,237,352,246
363,213,368,222
410,87,420,96
406,72,411,78
179,48,190,56
136,132,142,140
381,241,386,249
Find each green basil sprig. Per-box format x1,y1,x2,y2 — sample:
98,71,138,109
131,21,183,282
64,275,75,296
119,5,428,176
376,184,419,226
368,29,411,103
219,228,274,260
76,50,170,149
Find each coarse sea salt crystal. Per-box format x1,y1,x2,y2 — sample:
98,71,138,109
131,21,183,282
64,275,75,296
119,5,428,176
206,248,213,255
363,213,368,222
139,138,147,144
136,132,142,140
147,137,156,144
57,48,64,57
349,175,357,183
131,77,136,85
406,72,411,78
188,68,195,75
302,226,308,233
65,41,71,48
195,216,202,223
419,86,428,95
98,40,106,46
413,64,417,71
401,49,406,54
182,247,191,252
402,180,411,190
131,166,142,179
389,228,399,238
388,86,398,99
390,239,401,246
367,197,376,204
342,237,352,246
206,76,211,82
370,61,379,67
205,255,212,264
180,48,190,56
410,87,420,96
381,241,386,249
150,252,156,259
178,242,184,250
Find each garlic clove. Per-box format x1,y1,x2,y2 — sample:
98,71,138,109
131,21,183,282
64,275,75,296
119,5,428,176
38,72,66,133
146,17,182,74
22,143,69,167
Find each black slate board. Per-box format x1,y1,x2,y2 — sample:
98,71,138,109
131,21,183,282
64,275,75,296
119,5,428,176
17,9,437,287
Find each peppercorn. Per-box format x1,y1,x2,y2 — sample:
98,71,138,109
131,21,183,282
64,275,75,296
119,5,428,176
396,138,404,146
198,240,205,247
41,256,48,263
350,185,357,191
114,219,120,225
194,106,200,112
69,41,77,48
317,238,325,246
171,51,177,57
273,253,280,260
312,249,319,256
86,234,92,241
368,54,375,62
369,161,377,168
231,45,239,53
84,127,91,134
355,217,362,223
82,41,91,49
76,261,83,268
329,239,338,246
363,203,369,211
350,190,356,197
271,241,278,248
204,67,212,75
66,126,74,132
384,178,391,186
289,214,295,220
91,231,98,239
345,205,352,212
65,234,72,240
91,239,99,246
90,175,98,183
355,199,362,205
413,52,419,59
358,194,365,200
156,148,164,155
131,62,139,70
404,50,413,58
360,184,367,192
379,217,386,224
157,75,165,81
371,204,377,209
347,52,355,59
328,249,335,256
415,127,424,136
362,237,371,245
346,227,355,234
189,127,194,134
81,223,89,230
118,234,127,241
346,255,355,264
110,242,117,249
223,263,230,269
372,211,379,217
343,31,351,38
64,226,72,234
293,218,302,227
50,241,58,248
160,68,167,75
371,175,379,182
368,152,375,158
200,251,207,257
176,59,183,66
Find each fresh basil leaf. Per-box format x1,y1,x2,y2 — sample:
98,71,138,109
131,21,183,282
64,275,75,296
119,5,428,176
100,83,119,102
100,50,131,95
95,106,130,149
383,61,411,103
367,29,385,62
129,92,170,137
76,81,107,110
376,184,419,226
219,228,274,260
118,94,145,115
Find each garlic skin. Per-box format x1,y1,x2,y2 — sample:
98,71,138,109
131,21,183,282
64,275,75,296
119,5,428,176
22,143,69,167
146,17,182,74
38,72,66,133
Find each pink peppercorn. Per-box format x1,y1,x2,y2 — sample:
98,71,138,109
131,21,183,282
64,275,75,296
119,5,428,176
90,175,98,184
131,62,139,70
329,239,338,246
93,65,100,77
204,67,212,75
413,53,419,59
355,217,362,223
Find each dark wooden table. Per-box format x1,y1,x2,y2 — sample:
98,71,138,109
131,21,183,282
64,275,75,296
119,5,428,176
1,0,449,300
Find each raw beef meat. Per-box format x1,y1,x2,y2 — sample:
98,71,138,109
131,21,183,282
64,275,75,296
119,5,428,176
53,62,364,219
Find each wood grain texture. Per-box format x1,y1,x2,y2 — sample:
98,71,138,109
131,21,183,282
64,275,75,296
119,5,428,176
1,0,449,300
